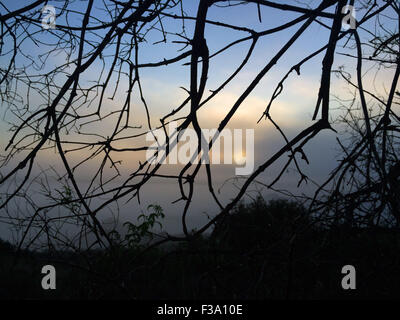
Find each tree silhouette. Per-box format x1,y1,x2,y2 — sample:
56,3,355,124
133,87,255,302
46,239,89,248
0,0,399,294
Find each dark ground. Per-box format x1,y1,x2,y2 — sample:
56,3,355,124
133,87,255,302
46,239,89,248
1,198,399,300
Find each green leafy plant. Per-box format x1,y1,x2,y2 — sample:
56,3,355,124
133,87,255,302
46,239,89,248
123,204,165,249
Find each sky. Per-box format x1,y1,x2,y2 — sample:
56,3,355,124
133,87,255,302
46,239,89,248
0,0,398,242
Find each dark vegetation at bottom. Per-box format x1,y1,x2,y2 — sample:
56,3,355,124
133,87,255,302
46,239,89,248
1,198,399,299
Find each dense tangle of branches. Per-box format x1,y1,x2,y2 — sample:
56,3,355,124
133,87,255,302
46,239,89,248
0,0,399,260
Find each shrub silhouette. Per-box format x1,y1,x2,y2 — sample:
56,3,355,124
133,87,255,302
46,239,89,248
212,197,309,251
2,197,400,299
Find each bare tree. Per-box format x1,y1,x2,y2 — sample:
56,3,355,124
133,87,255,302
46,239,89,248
0,0,398,291
309,0,400,228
